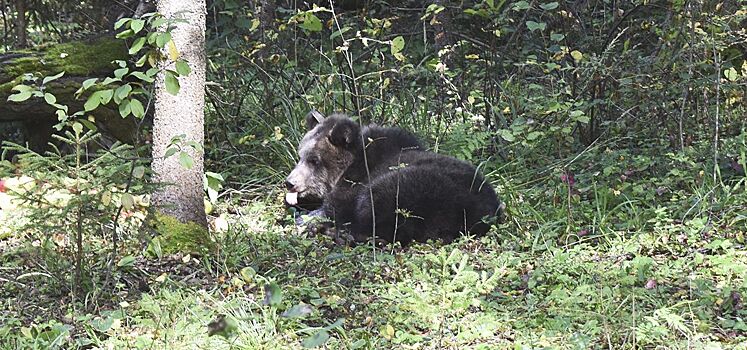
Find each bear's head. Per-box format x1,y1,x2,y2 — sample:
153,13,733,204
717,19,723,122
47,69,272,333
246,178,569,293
285,111,362,206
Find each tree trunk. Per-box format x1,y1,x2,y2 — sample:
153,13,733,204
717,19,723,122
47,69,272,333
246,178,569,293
152,0,207,227
258,0,275,35
431,0,454,67
13,0,26,48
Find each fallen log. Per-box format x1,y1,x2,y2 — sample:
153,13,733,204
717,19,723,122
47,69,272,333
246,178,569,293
1,37,138,150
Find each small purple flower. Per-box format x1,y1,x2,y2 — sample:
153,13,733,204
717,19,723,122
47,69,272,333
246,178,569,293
560,172,575,187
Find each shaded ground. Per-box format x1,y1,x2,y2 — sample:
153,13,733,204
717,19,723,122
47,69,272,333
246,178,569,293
1,195,746,349
1,137,747,348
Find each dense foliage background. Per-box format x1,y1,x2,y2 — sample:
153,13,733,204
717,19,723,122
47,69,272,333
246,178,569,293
1,0,746,348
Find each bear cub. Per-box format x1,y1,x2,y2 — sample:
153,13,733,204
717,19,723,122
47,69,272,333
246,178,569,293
285,111,501,245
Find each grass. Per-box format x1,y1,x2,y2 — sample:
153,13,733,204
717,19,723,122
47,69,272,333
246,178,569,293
1,139,746,349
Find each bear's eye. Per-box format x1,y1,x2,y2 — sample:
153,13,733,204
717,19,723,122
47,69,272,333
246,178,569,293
308,156,321,166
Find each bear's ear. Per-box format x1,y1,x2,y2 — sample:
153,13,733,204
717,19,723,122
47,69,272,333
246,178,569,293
328,120,358,147
305,110,326,130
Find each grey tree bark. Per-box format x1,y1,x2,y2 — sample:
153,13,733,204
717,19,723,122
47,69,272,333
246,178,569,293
152,0,207,227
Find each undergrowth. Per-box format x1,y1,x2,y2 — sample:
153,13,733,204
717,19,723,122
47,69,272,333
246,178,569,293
2,136,746,349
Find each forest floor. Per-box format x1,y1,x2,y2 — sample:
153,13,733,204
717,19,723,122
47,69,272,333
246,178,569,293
1,147,747,349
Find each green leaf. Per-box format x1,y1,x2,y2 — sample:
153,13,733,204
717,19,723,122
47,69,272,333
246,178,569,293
130,99,145,118
513,1,530,10
119,99,132,118
79,119,97,132
540,2,559,10
499,129,515,142
117,255,136,267
205,171,224,182
135,53,148,67
350,340,366,349
570,50,583,61
114,84,132,103
156,32,171,48
164,147,178,158
185,140,203,151
550,33,565,42
129,37,146,55
724,67,739,82
570,110,589,123
302,330,330,348
56,109,67,121
391,36,406,61
178,151,194,169
75,78,98,96
114,18,130,30
165,71,180,95
130,71,155,83
390,36,405,55
330,26,351,40
102,77,121,86
569,110,584,117
175,60,191,76
151,17,167,29
282,304,313,318
72,122,83,135
115,29,134,39
300,12,323,32
146,32,157,44
526,21,546,32
99,89,114,104
90,317,114,333
43,93,57,105
239,267,255,282
526,131,543,141
11,84,32,92
133,166,146,179
263,282,282,306
130,19,145,33
84,92,102,111
121,193,134,210
114,67,129,79
81,78,98,91
42,71,65,85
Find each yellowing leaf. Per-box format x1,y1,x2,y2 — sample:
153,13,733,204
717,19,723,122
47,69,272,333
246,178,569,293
382,324,395,340
570,50,583,62
390,36,405,61
724,67,738,82
101,191,112,206
167,40,180,61
250,18,261,31
121,193,134,210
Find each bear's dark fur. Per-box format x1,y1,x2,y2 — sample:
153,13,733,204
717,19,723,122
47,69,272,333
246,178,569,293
285,112,501,245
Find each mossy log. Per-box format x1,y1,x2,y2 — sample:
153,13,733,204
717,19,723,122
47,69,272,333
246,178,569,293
0,37,138,149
